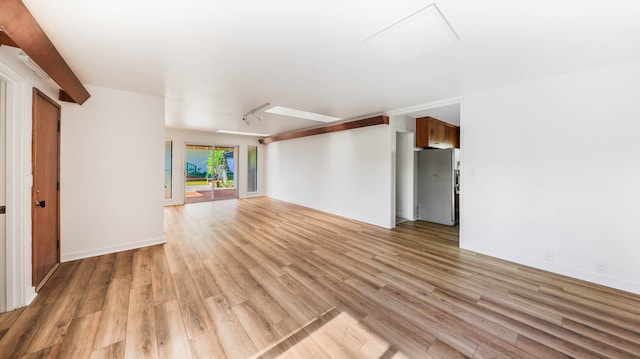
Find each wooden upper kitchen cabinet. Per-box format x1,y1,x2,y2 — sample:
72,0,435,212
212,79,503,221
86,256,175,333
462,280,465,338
415,117,460,149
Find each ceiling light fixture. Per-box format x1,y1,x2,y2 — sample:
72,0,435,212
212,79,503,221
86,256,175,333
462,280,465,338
242,102,270,125
217,130,271,137
364,3,459,64
265,106,341,123
17,51,50,79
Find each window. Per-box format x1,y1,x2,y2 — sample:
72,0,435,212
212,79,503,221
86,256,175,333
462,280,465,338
164,141,172,199
247,146,257,193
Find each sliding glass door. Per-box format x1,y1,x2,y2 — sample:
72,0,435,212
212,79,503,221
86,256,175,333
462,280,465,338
184,144,238,203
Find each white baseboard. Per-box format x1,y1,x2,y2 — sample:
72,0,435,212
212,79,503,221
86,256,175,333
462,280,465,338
24,287,37,308
396,213,413,221
241,193,264,199
164,200,182,206
61,236,166,262
461,242,640,295
266,195,393,229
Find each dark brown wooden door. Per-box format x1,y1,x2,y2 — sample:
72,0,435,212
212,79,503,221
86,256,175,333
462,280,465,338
32,89,61,288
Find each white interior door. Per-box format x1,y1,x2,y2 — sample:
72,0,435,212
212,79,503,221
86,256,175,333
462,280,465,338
0,79,7,312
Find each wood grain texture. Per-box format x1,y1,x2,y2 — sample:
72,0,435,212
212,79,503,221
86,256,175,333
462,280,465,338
77,253,116,317
155,300,193,359
26,257,97,354
415,116,460,149
0,302,52,357
172,271,214,339
189,331,227,359
0,30,17,47
150,245,176,305
124,284,157,358
0,197,639,358
259,115,389,144
92,275,130,350
90,341,124,359
55,311,101,359
131,247,153,288
58,89,74,103
205,295,257,359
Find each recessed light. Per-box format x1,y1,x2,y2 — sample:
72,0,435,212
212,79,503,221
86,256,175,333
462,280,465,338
216,130,271,137
265,106,341,123
364,3,459,64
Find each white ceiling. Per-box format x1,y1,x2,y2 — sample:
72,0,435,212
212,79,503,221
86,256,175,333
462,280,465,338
21,0,640,135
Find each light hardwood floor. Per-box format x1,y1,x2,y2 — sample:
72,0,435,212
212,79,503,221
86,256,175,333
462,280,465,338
1,197,639,358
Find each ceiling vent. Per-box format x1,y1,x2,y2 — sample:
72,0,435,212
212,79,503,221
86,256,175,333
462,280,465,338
364,3,459,64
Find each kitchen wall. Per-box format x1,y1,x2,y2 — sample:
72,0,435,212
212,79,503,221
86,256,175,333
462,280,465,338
164,128,266,205
60,85,165,261
462,58,640,294
265,124,393,228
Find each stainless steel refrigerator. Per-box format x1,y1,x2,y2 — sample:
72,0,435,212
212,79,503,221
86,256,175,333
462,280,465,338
417,148,459,226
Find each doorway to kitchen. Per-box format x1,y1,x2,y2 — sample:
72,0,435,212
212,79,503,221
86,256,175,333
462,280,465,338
393,101,461,244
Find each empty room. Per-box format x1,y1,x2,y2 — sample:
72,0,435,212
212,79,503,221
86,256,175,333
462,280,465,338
0,0,639,358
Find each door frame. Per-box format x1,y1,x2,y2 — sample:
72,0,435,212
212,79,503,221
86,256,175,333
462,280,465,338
388,98,463,234
0,77,6,312
181,142,240,203
394,130,414,224
0,59,37,311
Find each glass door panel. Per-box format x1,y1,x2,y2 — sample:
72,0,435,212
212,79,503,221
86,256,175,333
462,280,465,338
247,146,257,193
184,144,213,204
164,141,172,200
212,146,238,200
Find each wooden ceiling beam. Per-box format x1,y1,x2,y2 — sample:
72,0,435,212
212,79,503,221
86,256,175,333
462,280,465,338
0,30,18,47
0,0,90,104
259,115,389,144
58,89,74,103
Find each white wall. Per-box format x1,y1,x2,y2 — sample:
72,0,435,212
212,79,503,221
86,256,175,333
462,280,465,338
164,128,266,205
462,59,640,294
60,85,165,261
265,124,393,228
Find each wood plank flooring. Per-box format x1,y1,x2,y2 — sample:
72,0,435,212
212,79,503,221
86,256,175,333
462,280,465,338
1,197,639,358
